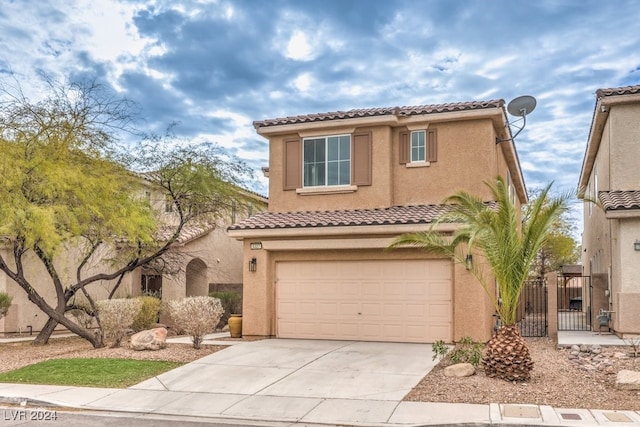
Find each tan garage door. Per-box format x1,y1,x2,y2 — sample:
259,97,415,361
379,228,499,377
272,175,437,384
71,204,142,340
276,259,452,343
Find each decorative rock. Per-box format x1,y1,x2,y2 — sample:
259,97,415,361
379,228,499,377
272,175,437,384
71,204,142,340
580,345,589,353
616,370,640,390
571,345,580,352
444,363,476,377
130,327,167,351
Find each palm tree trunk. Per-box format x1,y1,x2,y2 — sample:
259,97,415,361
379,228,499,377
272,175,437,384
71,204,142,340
482,325,534,382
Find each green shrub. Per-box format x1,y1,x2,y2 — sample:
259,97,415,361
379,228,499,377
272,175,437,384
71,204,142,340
209,291,242,326
449,336,484,366
432,340,449,361
0,292,13,319
131,296,161,332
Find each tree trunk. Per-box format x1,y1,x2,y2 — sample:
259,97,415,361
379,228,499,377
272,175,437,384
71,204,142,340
31,308,105,349
482,325,534,382
33,317,58,346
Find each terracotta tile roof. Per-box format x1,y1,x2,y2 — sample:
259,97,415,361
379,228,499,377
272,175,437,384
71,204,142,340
253,99,505,129
228,204,456,231
159,223,216,244
599,191,640,211
596,85,640,98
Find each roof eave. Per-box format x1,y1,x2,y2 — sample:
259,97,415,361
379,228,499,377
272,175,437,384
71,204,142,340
255,107,506,136
227,222,461,240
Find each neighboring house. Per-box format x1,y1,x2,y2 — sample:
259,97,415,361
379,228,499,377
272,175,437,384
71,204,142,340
0,182,267,336
228,100,528,344
579,84,640,337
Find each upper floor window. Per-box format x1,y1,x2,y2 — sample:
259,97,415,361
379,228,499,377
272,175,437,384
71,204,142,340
411,131,426,162
400,129,437,165
303,135,351,187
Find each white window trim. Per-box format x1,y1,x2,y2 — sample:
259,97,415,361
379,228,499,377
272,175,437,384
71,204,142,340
302,134,352,188
405,161,431,168
296,185,358,195
410,130,426,163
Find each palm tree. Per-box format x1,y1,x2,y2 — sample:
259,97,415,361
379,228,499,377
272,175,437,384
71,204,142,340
389,176,568,382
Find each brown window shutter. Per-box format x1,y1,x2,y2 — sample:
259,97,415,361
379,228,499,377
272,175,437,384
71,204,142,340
283,137,301,190
399,131,409,164
427,129,437,162
352,132,372,186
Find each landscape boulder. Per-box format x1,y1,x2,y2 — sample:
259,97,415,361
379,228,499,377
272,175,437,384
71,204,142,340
130,327,168,351
616,370,640,390
444,363,476,377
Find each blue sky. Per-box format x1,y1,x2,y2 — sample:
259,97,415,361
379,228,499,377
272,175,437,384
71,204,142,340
1,0,639,213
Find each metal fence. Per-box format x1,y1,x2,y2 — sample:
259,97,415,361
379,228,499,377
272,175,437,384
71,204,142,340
557,275,592,331
517,279,548,337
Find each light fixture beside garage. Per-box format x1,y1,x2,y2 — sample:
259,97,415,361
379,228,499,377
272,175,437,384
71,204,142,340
248,257,257,272
465,254,473,270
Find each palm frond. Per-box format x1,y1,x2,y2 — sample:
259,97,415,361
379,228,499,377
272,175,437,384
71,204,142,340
389,176,571,326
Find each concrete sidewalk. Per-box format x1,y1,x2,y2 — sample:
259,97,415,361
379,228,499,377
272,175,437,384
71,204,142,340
1,383,640,426
0,335,638,426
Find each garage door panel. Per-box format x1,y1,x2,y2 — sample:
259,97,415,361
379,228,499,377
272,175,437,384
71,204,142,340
277,260,452,343
384,303,404,317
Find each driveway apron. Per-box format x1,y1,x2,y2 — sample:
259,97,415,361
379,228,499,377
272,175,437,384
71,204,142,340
131,338,436,401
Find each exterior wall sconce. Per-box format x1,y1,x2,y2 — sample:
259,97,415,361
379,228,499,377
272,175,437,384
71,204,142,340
634,241,640,251
248,257,257,272
465,254,473,270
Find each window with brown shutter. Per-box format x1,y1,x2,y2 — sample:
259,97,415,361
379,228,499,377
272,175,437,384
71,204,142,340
400,129,437,164
352,132,372,186
283,137,301,190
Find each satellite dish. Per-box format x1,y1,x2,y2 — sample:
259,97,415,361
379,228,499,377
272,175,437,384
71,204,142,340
507,95,537,117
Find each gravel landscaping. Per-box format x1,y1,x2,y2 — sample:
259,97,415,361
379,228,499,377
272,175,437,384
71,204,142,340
405,337,640,411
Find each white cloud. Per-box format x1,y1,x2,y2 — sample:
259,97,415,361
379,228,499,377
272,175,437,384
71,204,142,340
285,30,314,61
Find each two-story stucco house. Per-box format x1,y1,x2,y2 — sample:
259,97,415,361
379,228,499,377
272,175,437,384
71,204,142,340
579,84,640,337
228,100,528,343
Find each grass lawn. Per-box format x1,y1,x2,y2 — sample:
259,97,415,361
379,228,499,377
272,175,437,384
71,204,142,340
0,358,182,388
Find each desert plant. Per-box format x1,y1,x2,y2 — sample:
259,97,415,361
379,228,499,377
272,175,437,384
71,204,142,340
167,296,223,349
432,340,449,362
131,296,162,332
210,291,242,327
0,292,13,319
625,336,640,358
96,298,142,348
390,177,568,382
68,300,95,329
449,336,484,366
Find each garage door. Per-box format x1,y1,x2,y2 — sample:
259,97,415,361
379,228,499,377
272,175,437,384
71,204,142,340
276,259,452,343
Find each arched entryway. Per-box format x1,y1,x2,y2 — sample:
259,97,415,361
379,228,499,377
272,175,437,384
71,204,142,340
186,258,208,297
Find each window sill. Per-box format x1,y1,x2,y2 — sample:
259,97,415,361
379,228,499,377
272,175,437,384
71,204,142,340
296,185,358,195
406,161,431,168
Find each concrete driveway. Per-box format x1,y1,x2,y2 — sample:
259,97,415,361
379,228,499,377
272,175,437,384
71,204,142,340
133,339,437,401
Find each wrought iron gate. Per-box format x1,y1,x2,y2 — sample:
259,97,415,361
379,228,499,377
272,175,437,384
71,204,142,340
557,275,592,331
517,279,548,337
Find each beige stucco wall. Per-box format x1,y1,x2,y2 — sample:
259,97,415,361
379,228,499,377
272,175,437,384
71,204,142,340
609,104,640,189
393,119,500,205
582,101,640,335
267,117,515,213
